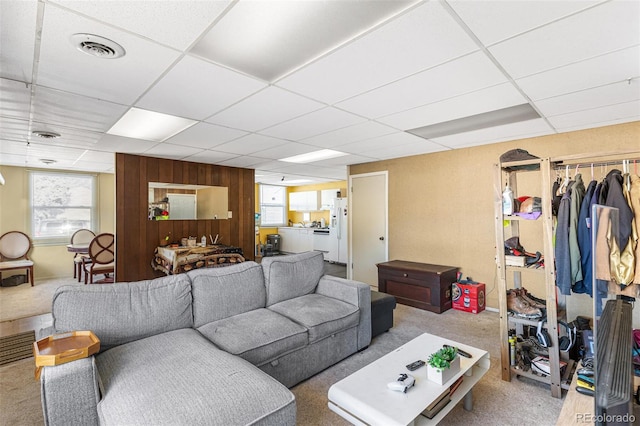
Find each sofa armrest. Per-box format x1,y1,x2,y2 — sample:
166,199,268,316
316,275,371,350
40,357,101,426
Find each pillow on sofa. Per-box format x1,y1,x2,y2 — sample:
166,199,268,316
261,251,324,306
188,261,266,327
52,274,193,350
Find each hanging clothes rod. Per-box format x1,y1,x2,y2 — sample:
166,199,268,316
551,158,639,170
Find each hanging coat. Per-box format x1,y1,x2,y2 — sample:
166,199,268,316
603,169,633,250
556,182,574,295
630,174,640,285
575,179,597,295
569,173,585,291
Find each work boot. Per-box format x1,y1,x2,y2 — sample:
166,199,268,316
507,290,542,319
517,288,546,310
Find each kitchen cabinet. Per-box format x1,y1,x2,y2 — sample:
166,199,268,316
278,227,314,253
320,189,340,210
289,191,319,211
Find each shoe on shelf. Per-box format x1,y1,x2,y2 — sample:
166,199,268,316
507,290,543,319
517,288,546,310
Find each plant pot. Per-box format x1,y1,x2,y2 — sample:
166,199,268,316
427,355,460,385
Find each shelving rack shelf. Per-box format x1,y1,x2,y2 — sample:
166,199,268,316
494,157,564,398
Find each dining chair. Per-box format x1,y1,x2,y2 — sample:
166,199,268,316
0,231,34,286
82,233,115,284
71,229,95,282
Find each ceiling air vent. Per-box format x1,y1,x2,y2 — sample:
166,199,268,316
39,159,57,165
70,34,126,59
32,130,61,139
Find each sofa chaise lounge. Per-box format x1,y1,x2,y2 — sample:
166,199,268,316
38,251,371,425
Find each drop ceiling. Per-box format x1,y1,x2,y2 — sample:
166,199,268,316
0,0,638,186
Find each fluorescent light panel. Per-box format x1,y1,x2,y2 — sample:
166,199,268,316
407,103,541,140
107,107,197,142
279,149,347,163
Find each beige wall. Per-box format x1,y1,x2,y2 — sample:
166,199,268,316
350,121,640,314
0,165,115,280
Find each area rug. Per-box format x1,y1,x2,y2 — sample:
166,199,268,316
0,331,35,366
0,278,80,322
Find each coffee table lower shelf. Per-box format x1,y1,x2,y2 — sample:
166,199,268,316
328,333,489,426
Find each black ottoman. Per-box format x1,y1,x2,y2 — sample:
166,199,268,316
371,291,396,338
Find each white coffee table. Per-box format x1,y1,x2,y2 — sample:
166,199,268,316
328,333,490,425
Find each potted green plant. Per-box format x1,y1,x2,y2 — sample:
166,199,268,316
426,346,460,385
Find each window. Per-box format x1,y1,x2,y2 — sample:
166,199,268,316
259,184,286,227
30,171,97,243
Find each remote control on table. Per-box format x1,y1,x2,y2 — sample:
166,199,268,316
406,360,425,371
443,344,472,358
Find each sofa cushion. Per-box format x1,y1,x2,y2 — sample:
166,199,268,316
95,328,296,426
269,294,359,343
197,308,308,366
188,261,266,327
261,251,325,306
52,274,193,351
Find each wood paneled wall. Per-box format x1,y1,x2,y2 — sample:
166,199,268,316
115,153,255,282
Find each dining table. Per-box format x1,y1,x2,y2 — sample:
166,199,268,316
67,243,89,281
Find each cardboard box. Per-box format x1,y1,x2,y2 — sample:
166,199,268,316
452,282,486,314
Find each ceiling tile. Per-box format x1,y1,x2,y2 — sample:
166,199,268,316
312,154,376,168
0,0,37,82
38,5,183,105
192,0,418,81
259,107,366,141
0,152,28,167
31,86,129,132
336,52,507,118
516,46,640,101
432,118,555,148
489,1,640,79
137,55,266,120
251,141,316,160
547,100,640,130
212,134,289,156
379,83,527,130
535,80,640,117
0,140,29,155
448,0,604,46
302,121,398,149
51,0,231,51
181,150,237,164
28,121,102,148
24,142,87,162
206,86,325,132
78,150,115,164
218,155,271,168
0,117,29,145
143,142,203,160
338,131,427,155
0,78,32,119
164,121,247,149
365,140,449,160
277,1,478,104
95,134,159,154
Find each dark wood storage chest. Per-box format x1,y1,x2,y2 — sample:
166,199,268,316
376,261,459,314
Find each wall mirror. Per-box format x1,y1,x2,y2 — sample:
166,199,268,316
148,182,229,220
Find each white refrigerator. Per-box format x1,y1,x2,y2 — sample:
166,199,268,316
330,198,348,264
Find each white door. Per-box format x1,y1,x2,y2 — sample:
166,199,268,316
167,194,196,220
349,172,388,287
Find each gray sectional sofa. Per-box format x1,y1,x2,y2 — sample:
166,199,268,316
38,251,371,425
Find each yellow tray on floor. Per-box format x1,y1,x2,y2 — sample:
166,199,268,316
33,330,100,380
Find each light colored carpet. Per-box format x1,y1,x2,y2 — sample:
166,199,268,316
0,304,565,426
0,277,80,322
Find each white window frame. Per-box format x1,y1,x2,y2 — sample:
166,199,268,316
259,184,287,227
29,170,98,245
